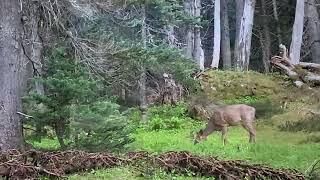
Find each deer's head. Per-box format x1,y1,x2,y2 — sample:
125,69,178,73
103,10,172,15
194,129,207,144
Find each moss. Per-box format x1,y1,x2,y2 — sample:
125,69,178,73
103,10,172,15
200,70,287,100
293,65,309,79
197,70,320,107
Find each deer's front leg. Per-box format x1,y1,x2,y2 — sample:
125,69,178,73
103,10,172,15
221,126,228,145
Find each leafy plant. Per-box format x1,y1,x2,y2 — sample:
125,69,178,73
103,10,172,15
148,103,188,119
147,116,185,131
140,103,193,131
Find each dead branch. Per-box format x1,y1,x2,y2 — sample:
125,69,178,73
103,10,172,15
17,111,33,119
0,150,306,179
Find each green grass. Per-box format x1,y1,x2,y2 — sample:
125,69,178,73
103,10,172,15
27,138,61,150
31,123,320,179
68,166,212,180
30,120,320,177
68,167,141,180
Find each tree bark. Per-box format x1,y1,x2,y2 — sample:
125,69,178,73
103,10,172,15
234,0,244,65
235,0,256,70
0,0,26,150
306,0,320,64
184,0,194,58
271,0,282,44
220,0,232,69
289,0,305,65
193,0,205,70
166,25,176,48
23,0,44,95
54,122,66,149
211,0,221,68
140,4,148,121
260,0,271,72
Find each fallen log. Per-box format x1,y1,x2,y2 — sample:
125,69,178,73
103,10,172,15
270,45,320,87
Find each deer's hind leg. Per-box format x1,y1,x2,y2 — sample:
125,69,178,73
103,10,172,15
241,123,256,143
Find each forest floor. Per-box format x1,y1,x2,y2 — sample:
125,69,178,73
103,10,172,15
29,70,320,179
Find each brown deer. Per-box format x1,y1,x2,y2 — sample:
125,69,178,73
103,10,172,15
194,104,256,145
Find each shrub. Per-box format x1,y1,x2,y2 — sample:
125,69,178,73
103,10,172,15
71,101,134,152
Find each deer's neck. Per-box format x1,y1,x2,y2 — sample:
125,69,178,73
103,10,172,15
202,122,215,137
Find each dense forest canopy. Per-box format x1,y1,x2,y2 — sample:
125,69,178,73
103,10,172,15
0,0,320,179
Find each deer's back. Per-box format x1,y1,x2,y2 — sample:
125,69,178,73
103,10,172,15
215,104,255,126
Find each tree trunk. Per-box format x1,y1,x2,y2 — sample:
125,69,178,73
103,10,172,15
166,25,176,47
260,0,271,72
235,0,256,70
0,0,26,150
234,0,244,65
221,0,232,69
272,0,282,44
54,122,66,149
258,31,269,73
23,0,44,95
140,4,148,121
184,0,194,58
306,0,320,64
289,0,305,65
193,0,205,70
211,0,221,68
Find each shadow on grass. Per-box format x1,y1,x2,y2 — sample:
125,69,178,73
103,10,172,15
278,115,320,133
249,99,284,120
300,135,320,144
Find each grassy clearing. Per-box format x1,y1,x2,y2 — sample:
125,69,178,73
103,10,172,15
32,71,320,179
130,123,320,171
35,121,320,179
27,138,61,150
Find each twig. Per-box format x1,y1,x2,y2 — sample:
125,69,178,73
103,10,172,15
17,111,33,119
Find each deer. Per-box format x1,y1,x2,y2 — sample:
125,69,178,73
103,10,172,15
193,104,256,145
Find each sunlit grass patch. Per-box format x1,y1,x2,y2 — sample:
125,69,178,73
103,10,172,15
27,138,60,150
68,166,212,180
68,166,141,180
